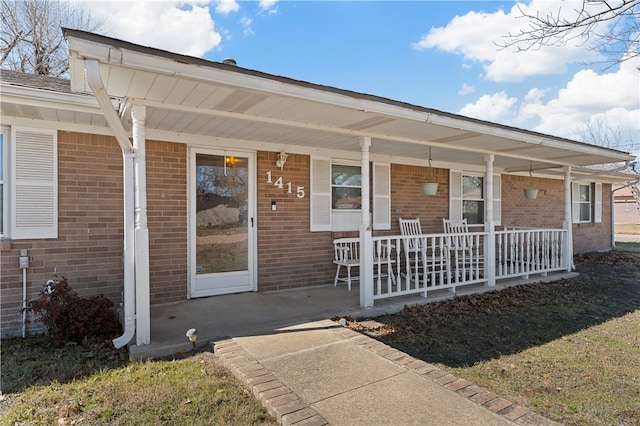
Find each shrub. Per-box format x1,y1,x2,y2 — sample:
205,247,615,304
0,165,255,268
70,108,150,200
27,277,121,342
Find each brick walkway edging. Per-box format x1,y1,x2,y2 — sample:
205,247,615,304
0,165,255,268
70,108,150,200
213,322,562,426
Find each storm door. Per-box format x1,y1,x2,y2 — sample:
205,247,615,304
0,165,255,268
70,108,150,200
190,150,255,297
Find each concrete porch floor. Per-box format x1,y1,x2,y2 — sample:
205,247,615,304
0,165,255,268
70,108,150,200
130,271,577,359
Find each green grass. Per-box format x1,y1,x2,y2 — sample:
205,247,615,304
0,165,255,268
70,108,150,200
348,247,640,426
0,338,276,425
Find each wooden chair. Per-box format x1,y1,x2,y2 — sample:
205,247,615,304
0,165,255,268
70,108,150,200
399,218,451,284
442,218,483,278
333,238,360,291
399,218,425,281
333,237,396,291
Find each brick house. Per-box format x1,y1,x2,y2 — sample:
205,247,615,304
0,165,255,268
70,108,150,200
1,29,637,351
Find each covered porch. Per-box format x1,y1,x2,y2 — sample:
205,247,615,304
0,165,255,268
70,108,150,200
60,29,636,353
133,269,576,359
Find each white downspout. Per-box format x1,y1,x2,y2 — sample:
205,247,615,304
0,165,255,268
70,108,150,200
359,136,374,308
83,59,136,349
113,154,136,349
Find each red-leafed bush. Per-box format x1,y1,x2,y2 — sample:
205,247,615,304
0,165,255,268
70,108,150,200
27,276,121,342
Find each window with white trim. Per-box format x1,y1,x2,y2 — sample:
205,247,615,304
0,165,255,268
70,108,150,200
310,157,390,232
572,182,602,223
332,163,361,210
449,171,501,226
462,175,484,224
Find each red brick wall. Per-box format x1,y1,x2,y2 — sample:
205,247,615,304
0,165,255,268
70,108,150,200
0,133,188,337
1,131,124,337
500,175,613,253
501,174,565,228
388,164,449,234
256,152,334,291
146,141,188,305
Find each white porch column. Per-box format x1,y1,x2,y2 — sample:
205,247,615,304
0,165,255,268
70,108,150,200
563,166,574,271
132,104,151,346
484,154,496,286
359,136,374,308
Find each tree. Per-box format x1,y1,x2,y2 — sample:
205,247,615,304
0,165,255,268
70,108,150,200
1,0,103,77
502,0,640,67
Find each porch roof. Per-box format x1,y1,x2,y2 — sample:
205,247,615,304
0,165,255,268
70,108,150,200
5,28,638,178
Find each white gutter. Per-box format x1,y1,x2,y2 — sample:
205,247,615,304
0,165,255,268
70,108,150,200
83,59,136,349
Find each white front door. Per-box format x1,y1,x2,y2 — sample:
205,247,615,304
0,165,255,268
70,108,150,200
190,149,256,297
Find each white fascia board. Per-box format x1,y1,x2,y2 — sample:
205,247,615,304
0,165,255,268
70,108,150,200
1,84,109,114
67,37,429,122
426,113,634,163
67,36,633,164
2,115,116,136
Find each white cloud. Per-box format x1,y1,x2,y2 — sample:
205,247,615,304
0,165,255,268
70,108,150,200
413,1,604,82
89,1,221,57
259,0,278,14
239,16,254,37
458,83,475,95
459,91,518,122
459,60,640,148
215,0,239,15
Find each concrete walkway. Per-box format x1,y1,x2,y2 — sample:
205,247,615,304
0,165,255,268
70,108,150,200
131,276,571,425
215,320,560,426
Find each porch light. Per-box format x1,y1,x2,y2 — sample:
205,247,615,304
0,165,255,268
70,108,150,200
276,151,288,170
186,328,197,349
524,161,539,199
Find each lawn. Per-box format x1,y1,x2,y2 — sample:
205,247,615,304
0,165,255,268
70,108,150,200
0,338,276,425
347,247,640,426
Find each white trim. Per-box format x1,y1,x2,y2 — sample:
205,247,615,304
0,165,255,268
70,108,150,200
0,128,7,238
594,182,602,223
188,147,257,298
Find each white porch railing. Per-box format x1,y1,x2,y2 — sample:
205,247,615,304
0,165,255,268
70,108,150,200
495,228,568,280
370,228,568,302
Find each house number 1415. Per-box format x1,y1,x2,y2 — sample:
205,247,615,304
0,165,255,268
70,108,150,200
266,171,305,198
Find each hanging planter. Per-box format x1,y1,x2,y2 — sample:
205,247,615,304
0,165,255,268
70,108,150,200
524,188,539,199
421,147,438,196
524,161,538,199
422,182,439,196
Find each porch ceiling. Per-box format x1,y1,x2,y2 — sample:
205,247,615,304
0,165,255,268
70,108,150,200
10,29,638,176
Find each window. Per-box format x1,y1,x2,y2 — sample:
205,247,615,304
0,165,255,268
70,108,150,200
331,164,361,210
310,158,390,232
577,184,591,222
462,175,484,224
573,182,602,223
449,170,501,226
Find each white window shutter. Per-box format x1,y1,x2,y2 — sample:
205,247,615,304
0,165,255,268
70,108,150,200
572,182,580,223
372,162,391,230
594,182,602,223
449,170,462,221
492,173,501,225
11,127,57,239
310,157,331,232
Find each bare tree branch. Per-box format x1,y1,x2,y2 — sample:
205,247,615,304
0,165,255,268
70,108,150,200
0,0,104,77
501,0,640,66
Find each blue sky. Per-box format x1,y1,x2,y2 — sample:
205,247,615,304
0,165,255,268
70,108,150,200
86,1,639,152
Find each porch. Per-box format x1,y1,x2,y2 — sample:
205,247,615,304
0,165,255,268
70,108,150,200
336,226,570,307
131,266,576,359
